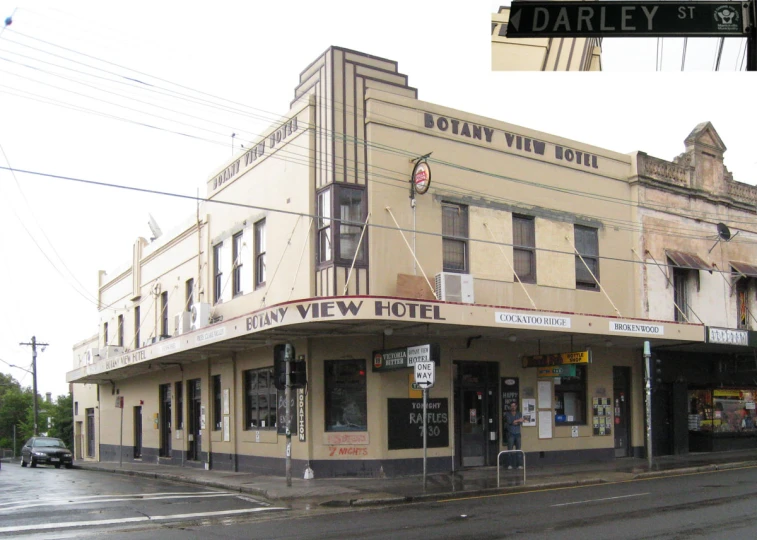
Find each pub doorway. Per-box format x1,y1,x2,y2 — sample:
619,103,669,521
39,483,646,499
454,361,499,467
613,366,632,457
187,379,202,461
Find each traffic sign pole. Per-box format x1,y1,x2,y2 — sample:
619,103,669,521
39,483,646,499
422,386,427,491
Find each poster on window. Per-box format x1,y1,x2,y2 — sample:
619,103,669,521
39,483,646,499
277,393,295,435
522,398,536,426
387,398,449,450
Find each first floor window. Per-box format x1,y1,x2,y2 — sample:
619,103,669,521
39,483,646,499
337,186,365,262
255,220,266,287
442,202,468,273
673,267,689,322
134,306,141,348
554,365,587,425
325,359,367,431
103,322,108,346
185,278,194,311
160,291,168,337
736,278,749,329
574,225,599,290
513,215,536,283
213,243,223,303
117,315,124,347
244,368,277,429
317,188,332,264
232,232,243,296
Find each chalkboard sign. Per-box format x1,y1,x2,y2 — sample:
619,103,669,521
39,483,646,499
388,398,449,450
501,377,520,443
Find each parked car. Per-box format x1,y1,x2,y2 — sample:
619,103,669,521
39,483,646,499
20,437,73,469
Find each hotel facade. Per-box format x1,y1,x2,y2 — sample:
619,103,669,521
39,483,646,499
69,48,757,477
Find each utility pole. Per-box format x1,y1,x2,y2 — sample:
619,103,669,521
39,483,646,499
19,336,49,436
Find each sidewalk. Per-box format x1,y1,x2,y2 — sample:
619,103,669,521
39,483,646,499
54,449,757,508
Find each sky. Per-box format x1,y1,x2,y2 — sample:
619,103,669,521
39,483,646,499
0,0,756,399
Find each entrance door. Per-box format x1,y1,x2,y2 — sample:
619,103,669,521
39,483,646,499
187,379,202,461
454,361,499,468
613,367,632,457
133,406,142,459
159,384,172,458
86,408,95,457
652,383,674,456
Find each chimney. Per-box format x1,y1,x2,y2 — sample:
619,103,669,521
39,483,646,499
45,392,52,403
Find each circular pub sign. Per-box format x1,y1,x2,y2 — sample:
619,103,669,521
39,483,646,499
412,161,431,195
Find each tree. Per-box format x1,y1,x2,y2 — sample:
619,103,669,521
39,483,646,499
0,377,34,455
47,393,74,448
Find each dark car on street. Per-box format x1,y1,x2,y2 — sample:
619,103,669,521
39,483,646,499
21,437,73,469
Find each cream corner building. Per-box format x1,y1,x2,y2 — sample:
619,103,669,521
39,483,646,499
69,47,757,477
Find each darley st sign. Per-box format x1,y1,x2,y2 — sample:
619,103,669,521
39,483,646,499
505,1,748,38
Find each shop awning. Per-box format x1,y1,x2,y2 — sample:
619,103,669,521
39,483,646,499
666,249,711,272
731,261,757,279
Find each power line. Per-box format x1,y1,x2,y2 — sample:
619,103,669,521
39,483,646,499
2,164,753,279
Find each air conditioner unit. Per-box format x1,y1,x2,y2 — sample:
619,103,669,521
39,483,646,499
435,272,474,304
84,347,101,365
174,311,191,336
143,336,157,347
101,346,125,358
190,302,211,331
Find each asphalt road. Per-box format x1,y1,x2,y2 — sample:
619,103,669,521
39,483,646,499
2,462,757,538
0,461,285,537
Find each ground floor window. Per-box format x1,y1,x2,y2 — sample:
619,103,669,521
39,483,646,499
325,359,367,431
244,368,277,429
689,388,757,432
554,365,587,425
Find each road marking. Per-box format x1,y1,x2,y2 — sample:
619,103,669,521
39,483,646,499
0,492,239,512
0,491,223,507
550,492,649,507
0,507,288,534
437,464,757,503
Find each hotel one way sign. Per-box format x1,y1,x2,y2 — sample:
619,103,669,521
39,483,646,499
414,361,435,389
505,1,748,38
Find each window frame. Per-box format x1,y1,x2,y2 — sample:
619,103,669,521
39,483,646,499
317,187,333,265
672,266,689,322
574,225,599,291
324,359,368,432
160,291,168,337
185,278,194,312
442,202,469,274
334,185,367,266
134,306,141,348
736,276,749,329
244,367,278,430
117,315,124,347
212,375,222,431
254,219,267,288
512,214,536,284
554,365,588,426
213,243,223,304
232,232,243,297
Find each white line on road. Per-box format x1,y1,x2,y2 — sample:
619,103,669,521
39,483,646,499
550,492,650,507
0,491,224,507
0,492,238,512
0,507,288,534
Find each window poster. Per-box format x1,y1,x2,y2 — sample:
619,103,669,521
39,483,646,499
538,410,553,439
538,380,552,409
522,398,536,426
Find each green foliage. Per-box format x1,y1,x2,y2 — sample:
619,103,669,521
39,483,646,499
0,376,34,454
47,393,74,448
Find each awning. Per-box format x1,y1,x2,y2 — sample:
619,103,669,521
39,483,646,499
666,249,711,272
731,261,757,279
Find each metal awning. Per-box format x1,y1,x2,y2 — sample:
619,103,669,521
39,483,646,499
731,261,757,279
666,249,711,272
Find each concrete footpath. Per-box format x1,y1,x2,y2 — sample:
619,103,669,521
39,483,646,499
10,449,757,508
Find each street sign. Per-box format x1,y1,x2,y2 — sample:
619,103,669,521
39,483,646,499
505,1,748,38
115,396,124,409
414,361,435,389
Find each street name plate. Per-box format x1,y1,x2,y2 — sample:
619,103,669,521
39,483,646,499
505,1,747,38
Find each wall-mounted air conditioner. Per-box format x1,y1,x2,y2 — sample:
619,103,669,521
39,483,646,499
175,311,191,336
190,302,211,331
84,347,101,365
435,272,474,304
143,336,157,347
101,346,125,358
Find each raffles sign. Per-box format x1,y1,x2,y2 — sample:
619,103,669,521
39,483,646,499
387,398,449,450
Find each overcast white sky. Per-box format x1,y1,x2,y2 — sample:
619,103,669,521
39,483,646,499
1,0,756,398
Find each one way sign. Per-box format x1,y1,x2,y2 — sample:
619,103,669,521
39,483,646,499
414,361,435,389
